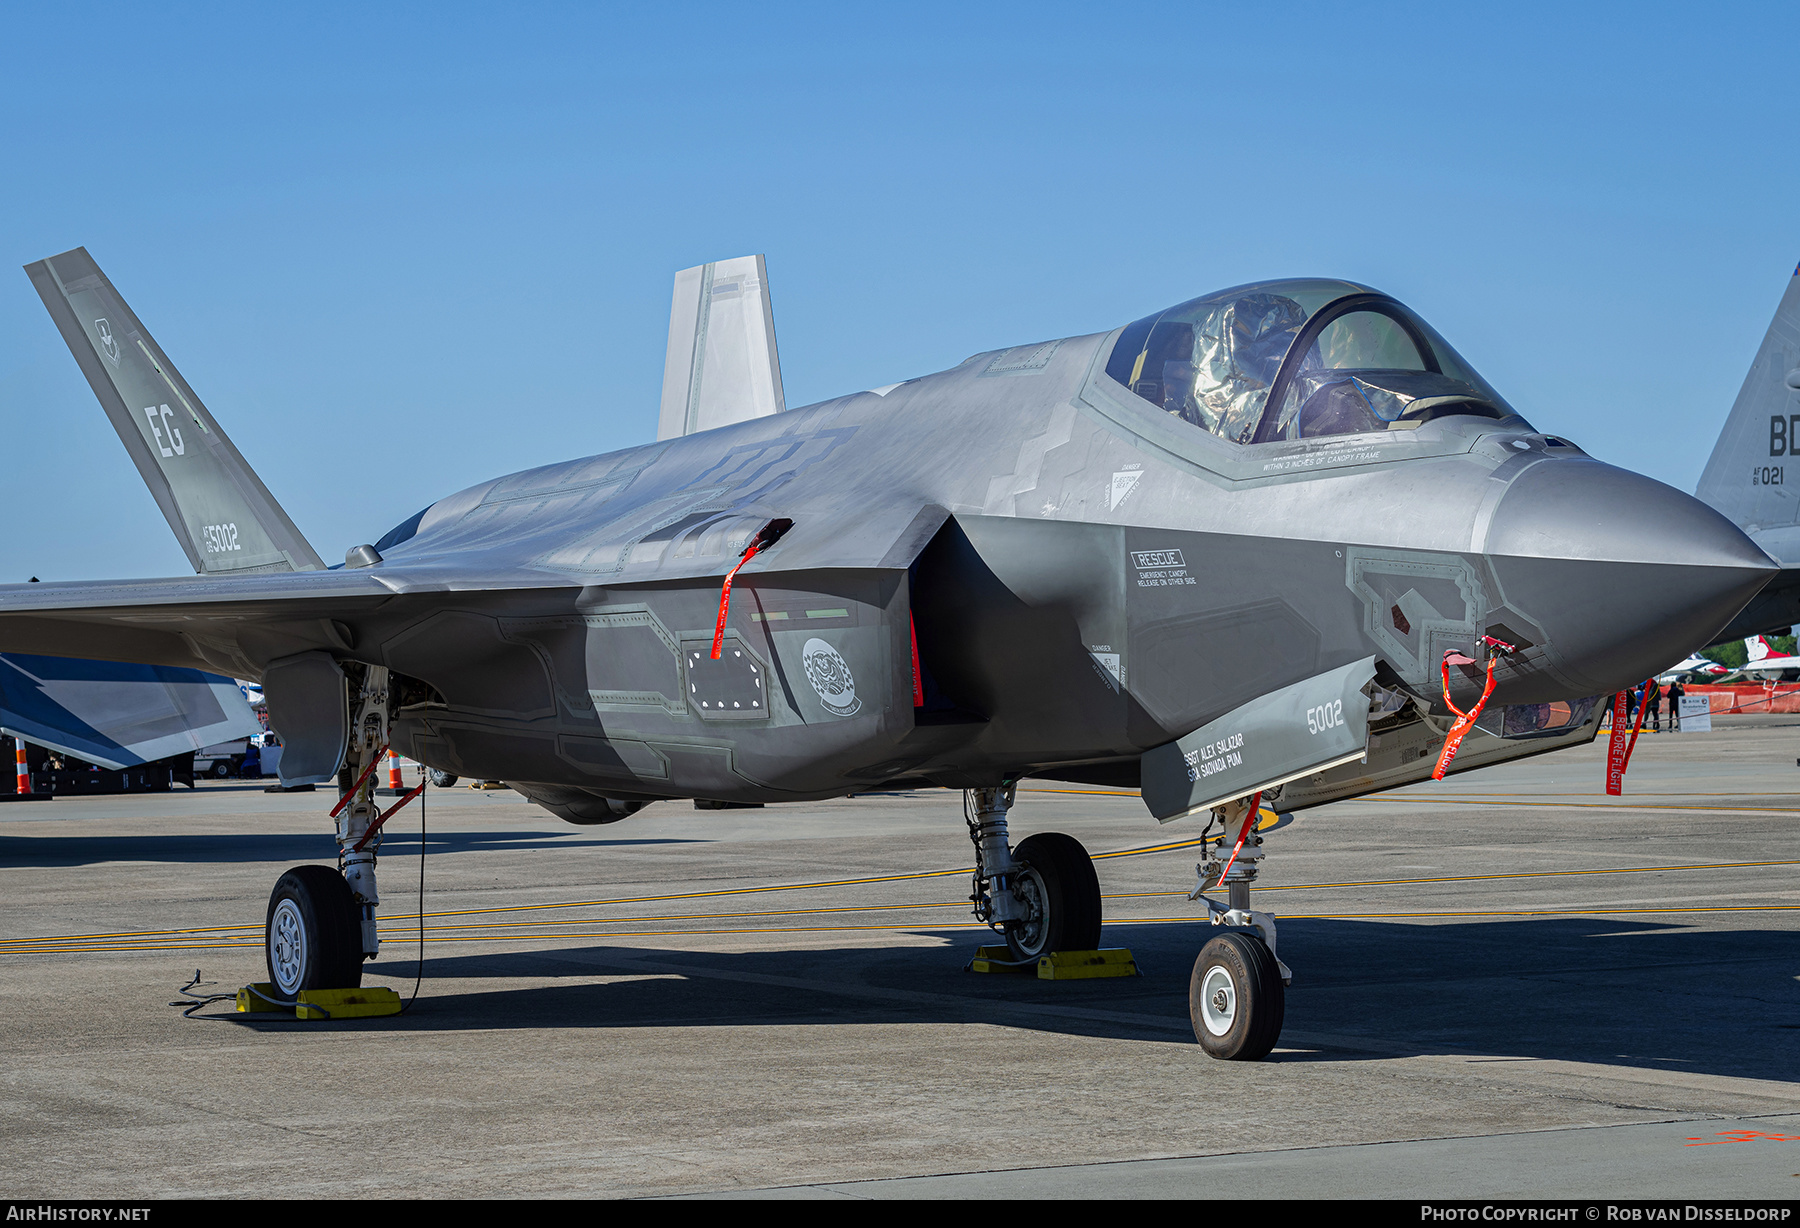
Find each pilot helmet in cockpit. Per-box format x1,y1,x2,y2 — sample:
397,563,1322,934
1107,279,1521,445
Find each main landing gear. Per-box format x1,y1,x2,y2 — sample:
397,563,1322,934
1187,794,1290,1060
965,784,1102,960
262,665,392,1000
266,865,363,996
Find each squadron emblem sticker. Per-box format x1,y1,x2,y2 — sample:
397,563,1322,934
801,637,861,717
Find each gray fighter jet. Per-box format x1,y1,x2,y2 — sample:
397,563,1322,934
3,247,1775,1059
1693,261,1800,640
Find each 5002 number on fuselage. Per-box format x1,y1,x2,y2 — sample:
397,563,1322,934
1306,699,1344,736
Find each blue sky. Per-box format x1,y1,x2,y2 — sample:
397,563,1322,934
1,2,1796,579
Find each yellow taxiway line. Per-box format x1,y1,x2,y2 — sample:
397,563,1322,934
16,903,1800,955
6,840,1799,956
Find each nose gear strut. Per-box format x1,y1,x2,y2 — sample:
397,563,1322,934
1187,791,1290,1060
1188,792,1291,985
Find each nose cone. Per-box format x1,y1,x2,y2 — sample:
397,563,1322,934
1483,459,1777,699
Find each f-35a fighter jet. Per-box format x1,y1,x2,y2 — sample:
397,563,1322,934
3,247,1774,1059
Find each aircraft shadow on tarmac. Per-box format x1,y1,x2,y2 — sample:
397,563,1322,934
221,916,1800,1084
0,830,704,867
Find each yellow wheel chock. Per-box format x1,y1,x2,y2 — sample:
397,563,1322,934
237,982,403,1019
967,946,1139,979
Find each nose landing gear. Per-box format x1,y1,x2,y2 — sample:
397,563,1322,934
1187,793,1289,1060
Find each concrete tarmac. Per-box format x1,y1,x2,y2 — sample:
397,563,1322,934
2,717,1798,1199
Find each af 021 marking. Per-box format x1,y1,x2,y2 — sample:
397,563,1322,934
142,404,184,458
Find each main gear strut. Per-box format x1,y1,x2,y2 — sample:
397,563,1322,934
334,665,391,958
964,784,1103,961
965,784,1025,927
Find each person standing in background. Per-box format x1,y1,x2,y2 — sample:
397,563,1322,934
1667,677,1685,731
1645,679,1663,732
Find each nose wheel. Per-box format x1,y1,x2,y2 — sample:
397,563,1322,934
265,865,363,998
1190,931,1285,1060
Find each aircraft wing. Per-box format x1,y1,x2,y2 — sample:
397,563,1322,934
1738,653,1800,672
0,564,586,678
0,653,260,770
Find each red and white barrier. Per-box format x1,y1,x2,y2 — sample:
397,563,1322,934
1683,684,1800,714
14,738,29,795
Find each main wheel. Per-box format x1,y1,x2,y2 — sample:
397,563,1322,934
1002,832,1102,961
265,865,363,999
427,768,457,788
1190,931,1285,1060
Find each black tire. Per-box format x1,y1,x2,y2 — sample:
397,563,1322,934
1003,831,1102,960
427,768,457,788
213,761,231,778
264,865,363,998
1190,931,1285,1060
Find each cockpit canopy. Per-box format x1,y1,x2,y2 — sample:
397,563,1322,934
1104,279,1524,444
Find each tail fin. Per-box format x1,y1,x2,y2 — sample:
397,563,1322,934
24,247,324,575
1695,263,1800,536
656,254,785,440
1747,634,1774,662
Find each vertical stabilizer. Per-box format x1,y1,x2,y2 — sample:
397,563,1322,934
1695,264,1800,538
24,247,325,575
656,254,785,440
